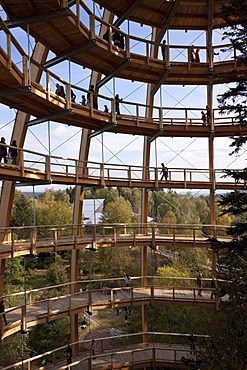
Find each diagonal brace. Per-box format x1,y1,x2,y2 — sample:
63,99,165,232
42,40,96,68
26,110,72,127
0,86,31,97
89,122,117,139
151,67,171,96
156,0,182,44
97,58,131,89
148,129,164,144
114,0,144,28
1,8,70,30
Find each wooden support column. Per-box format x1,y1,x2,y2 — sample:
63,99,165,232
141,27,160,336
0,42,48,301
142,305,148,343
207,0,217,276
70,8,114,349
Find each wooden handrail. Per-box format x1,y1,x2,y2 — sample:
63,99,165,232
1,331,209,370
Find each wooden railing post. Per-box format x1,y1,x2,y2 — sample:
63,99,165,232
7,33,12,70
125,34,130,59
45,155,51,181
89,14,95,39
100,163,105,186
19,150,24,177
76,0,80,27
146,41,150,64
11,230,15,258
111,98,116,122
65,84,70,109
30,229,36,255
46,71,50,100
159,107,163,130
22,55,29,85
21,304,27,332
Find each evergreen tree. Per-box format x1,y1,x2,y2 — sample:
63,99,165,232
198,2,247,368
217,0,247,154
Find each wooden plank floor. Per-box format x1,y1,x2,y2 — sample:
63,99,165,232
0,160,246,191
42,343,196,370
1,0,242,86
93,0,225,30
1,53,246,139
2,286,215,338
0,232,227,259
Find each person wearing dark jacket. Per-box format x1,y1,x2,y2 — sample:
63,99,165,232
0,137,7,163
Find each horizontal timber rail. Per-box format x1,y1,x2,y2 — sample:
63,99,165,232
0,222,230,259
0,277,219,339
0,1,245,87
0,144,246,190
1,331,208,370
0,22,246,136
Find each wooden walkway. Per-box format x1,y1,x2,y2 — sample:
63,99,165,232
1,0,245,87
51,344,197,370
0,47,245,139
1,285,216,339
2,332,205,370
0,156,246,190
93,0,225,30
0,224,229,259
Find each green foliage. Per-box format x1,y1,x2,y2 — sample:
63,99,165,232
100,196,133,223
28,318,70,355
155,266,191,287
217,0,247,154
46,253,69,287
1,333,30,366
11,191,33,239
11,191,33,227
95,247,139,278
85,187,119,204
151,191,212,225
36,189,72,227
176,247,212,275
4,257,24,288
218,191,247,215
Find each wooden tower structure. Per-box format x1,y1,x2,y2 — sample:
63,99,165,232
0,0,245,366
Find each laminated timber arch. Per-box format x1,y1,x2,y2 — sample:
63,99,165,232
0,42,48,298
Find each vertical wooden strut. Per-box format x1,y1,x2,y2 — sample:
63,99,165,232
70,8,114,351
141,26,161,343
207,0,217,276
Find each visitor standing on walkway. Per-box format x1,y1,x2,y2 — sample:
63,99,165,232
115,94,123,115
91,339,96,357
201,111,207,125
124,274,131,290
160,163,168,181
210,276,217,299
0,137,7,163
0,299,8,325
195,48,200,62
55,83,65,98
161,39,167,62
196,273,203,296
65,344,72,365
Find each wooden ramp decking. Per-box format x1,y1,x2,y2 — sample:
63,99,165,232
1,285,216,339
1,0,245,86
